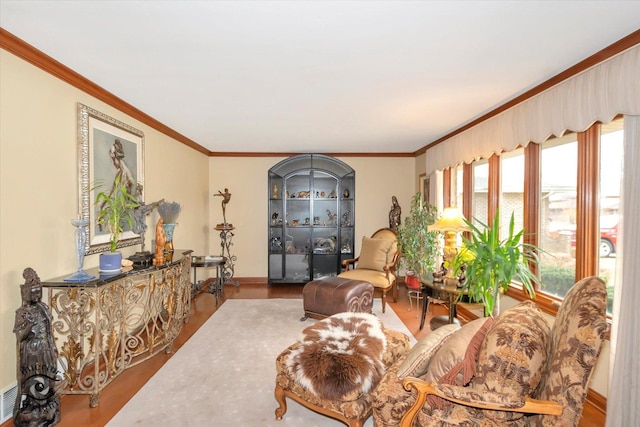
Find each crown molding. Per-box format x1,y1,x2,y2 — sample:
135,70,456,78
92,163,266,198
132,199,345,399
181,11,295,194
414,29,640,156
3,27,638,159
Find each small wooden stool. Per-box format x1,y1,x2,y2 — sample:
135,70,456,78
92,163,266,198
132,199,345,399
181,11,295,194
301,277,374,320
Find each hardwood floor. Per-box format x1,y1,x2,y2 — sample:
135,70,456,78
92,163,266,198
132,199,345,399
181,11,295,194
2,282,604,427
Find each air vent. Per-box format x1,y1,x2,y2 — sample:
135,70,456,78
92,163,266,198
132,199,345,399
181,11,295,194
1,383,17,423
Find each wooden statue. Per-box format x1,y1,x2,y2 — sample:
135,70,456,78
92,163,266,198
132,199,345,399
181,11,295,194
153,218,166,266
13,268,61,426
389,195,401,231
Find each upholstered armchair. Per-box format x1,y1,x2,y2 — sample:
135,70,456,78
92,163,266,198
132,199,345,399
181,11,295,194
338,228,400,313
370,276,608,427
274,313,411,427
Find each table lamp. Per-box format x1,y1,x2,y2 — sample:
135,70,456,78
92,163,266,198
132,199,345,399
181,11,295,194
428,207,470,285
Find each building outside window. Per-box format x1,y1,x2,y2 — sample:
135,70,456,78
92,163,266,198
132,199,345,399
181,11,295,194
472,160,488,227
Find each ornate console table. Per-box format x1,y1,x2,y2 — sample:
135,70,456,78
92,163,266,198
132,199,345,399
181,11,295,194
41,250,192,407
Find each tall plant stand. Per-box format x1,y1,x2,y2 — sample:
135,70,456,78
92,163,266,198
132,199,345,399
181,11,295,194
216,224,239,287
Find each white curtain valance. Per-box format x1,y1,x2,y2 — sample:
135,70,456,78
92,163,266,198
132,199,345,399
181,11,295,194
426,44,640,173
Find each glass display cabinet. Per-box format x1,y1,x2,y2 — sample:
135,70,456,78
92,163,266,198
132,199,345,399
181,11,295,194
268,154,355,284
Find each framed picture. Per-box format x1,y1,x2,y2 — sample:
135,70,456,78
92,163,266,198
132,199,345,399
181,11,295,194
419,173,430,205
78,103,144,254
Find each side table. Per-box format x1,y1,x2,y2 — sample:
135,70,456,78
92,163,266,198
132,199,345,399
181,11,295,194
191,255,226,305
419,277,465,330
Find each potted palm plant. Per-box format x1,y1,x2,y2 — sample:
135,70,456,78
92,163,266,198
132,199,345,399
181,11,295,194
94,175,139,272
452,210,540,317
396,193,440,286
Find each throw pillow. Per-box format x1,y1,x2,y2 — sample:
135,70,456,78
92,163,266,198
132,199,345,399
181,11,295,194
286,312,387,401
357,236,393,271
396,323,461,379
421,317,493,408
470,301,550,421
422,317,493,385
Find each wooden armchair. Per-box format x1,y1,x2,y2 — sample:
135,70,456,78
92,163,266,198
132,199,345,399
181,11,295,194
338,228,400,313
397,276,608,427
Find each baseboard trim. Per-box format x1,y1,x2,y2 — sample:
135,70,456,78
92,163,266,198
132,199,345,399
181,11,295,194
234,277,268,285
586,388,607,416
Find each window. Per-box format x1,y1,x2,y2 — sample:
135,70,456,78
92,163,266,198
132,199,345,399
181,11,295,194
438,120,623,316
538,132,578,298
450,164,464,211
472,160,488,226
598,118,623,313
499,149,524,240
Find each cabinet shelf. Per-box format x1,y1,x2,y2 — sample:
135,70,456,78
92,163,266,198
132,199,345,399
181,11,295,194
268,154,355,284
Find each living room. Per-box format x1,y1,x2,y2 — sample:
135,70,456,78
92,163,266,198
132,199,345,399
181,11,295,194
1,3,640,426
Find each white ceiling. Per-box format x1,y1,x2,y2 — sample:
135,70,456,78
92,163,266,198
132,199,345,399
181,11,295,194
2,1,639,154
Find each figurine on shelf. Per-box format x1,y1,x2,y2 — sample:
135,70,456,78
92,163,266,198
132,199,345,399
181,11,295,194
153,218,166,266
214,188,232,226
272,184,279,199
342,210,351,226
14,268,61,427
326,209,338,225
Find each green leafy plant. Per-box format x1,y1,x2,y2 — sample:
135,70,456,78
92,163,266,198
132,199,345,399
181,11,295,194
396,193,440,276
94,175,140,252
453,210,540,317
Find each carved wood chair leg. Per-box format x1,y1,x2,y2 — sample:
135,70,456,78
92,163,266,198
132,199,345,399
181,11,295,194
347,418,365,427
274,384,287,420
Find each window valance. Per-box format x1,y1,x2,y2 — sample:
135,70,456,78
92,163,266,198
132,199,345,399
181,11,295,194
426,44,640,173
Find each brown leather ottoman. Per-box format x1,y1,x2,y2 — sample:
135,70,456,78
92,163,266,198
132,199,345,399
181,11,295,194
301,277,374,320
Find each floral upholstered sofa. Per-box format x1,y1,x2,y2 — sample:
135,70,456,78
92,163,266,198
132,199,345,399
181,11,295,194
371,276,608,427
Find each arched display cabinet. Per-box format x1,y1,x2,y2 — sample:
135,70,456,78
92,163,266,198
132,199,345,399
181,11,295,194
268,154,355,284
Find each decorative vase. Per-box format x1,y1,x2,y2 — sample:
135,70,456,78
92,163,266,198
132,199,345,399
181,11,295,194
163,223,177,253
99,251,122,273
64,218,95,282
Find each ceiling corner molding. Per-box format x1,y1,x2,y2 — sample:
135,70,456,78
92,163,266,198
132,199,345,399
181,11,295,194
208,151,414,158
420,29,640,154
0,27,211,156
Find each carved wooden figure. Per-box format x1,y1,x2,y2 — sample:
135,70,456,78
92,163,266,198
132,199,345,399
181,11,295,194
13,268,61,426
153,218,166,266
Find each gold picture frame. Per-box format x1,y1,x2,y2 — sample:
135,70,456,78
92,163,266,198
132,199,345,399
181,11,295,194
77,103,144,254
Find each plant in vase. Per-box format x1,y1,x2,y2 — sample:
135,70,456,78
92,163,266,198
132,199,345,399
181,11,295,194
396,193,439,287
452,210,540,317
157,201,181,253
94,175,140,272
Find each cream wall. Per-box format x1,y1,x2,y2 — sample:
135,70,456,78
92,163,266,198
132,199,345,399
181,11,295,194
0,51,210,391
209,156,416,277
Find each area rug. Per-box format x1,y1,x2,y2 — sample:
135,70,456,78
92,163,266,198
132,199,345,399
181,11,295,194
107,298,415,427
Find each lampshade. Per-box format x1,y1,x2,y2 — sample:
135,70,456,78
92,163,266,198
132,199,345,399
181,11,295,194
428,207,470,233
